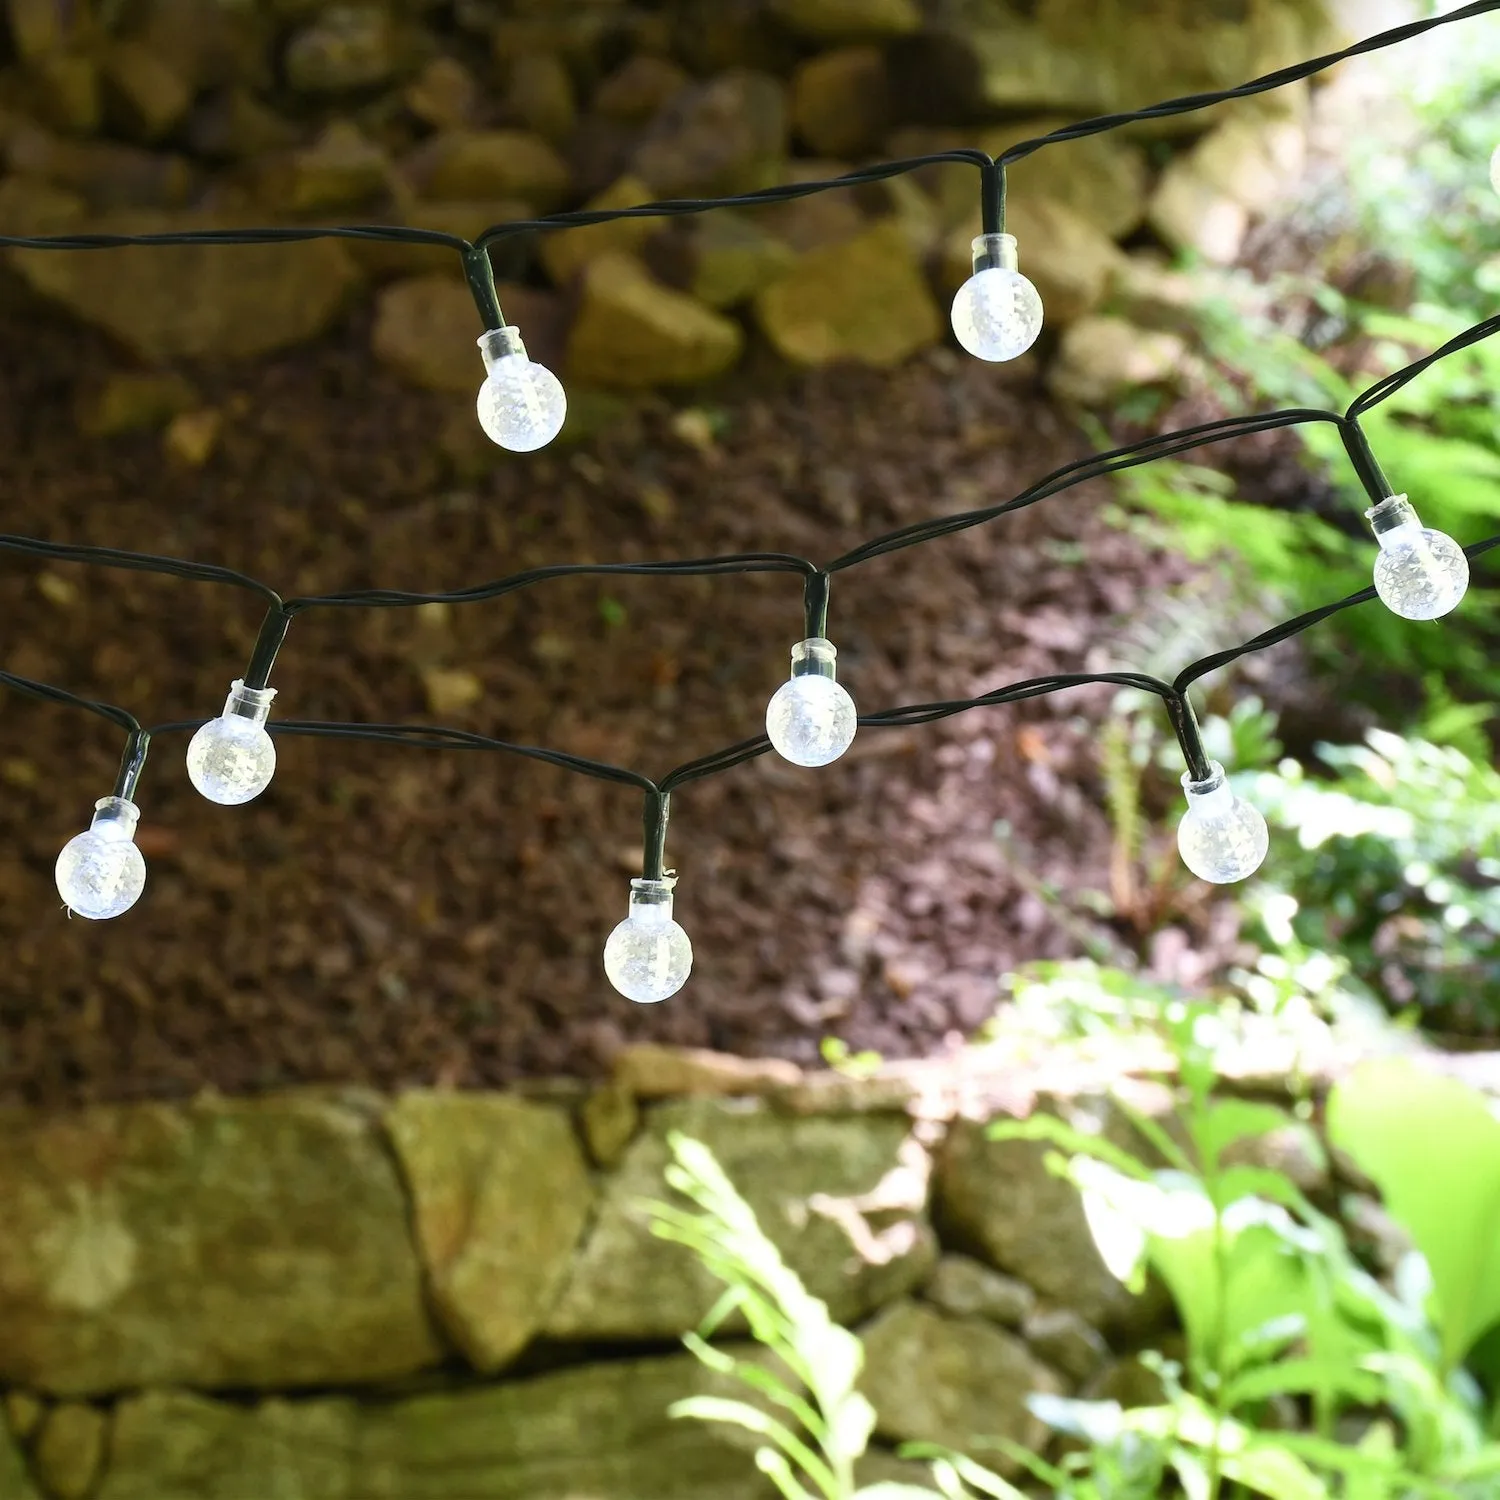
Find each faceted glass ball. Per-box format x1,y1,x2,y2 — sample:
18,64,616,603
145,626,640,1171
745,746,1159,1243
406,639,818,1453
951,267,1045,362
766,675,858,768
1372,529,1470,621
187,715,277,805
604,914,693,1003
477,355,567,452
55,828,146,919
1177,791,1269,885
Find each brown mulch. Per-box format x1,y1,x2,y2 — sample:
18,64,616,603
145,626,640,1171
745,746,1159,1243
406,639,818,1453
0,296,1256,1107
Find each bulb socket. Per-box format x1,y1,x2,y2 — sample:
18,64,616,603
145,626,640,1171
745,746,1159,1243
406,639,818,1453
1181,760,1232,810
790,637,838,681
628,876,676,923
1365,493,1420,546
224,679,276,725
478,325,526,373
971,232,1019,275
90,795,140,840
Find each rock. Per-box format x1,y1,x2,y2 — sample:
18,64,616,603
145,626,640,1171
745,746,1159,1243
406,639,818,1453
1107,253,1209,335
162,409,222,468
419,666,483,715
0,1093,443,1394
254,122,391,214
26,52,101,135
769,0,922,42
352,1352,767,1500
372,275,489,394
97,1390,354,1500
860,1301,1061,1459
502,51,576,144
103,41,193,141
1148,160,1250,265
540,175,656,286
385,1091,594,1373
937,1112,1147,1331
543,1099,935,1338
566,254,744,390
755,219,941,369
185,88,300,163
117,0,273,96
0,1415,39,1500
1047,316,1192,407
594,54,689,124
923,1255,1035,1328
1023,1307,1109,1384
76,373,199,438
7,127,196,211
7,0,88,61
940,199,1125,328
648,209,796,310
632,69,787,196
1222,1122,1328,1195
4,1391,42,1442
33,1401,106,1500
581,1079,640,1168
406,128,571,210
404,55,479,131
791,46,889,158
613,1044,803,1098
982,122,1148,241
14,212,359,362
284,5,399,96
1082,1354,1167,1409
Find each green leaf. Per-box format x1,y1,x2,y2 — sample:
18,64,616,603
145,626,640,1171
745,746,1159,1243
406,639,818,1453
1225,1354,1383,1410
988,1114,1155,1181
1189,1098,1296,1171
825,1392,876,1469
670,1397,837,1497
849,1487,946,1498
1219,1444,1331,1500
755,1447,820,1500
1328,1059,1500,1368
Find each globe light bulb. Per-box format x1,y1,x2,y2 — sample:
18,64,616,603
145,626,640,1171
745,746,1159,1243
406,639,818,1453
603,877,693,1003
476,325,566,452
55,796,147,919
766,637,857,768
1366,494,1468,621
1177,761,1269,885
950,231,1044,362
187,680,277,805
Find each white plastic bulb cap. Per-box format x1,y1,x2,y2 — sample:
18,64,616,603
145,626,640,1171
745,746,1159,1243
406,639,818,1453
604,877,693,1004
1177,762,1269,885
951,232,1044,362
187,680,277,805
1366,494,1468,621
55,796,147,919
477,327,566,452
766,637,857,768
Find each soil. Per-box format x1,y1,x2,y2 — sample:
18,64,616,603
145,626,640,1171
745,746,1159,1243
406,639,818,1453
0,295,1287,1108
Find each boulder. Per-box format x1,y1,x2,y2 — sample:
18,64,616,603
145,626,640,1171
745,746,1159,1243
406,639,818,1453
632,69,787,196
96,1391,355,1500
937,1112,1147,1331
404,55,479,132
1148,160,1250,265
7,127,196,211
32,1401,106,1500
501,51,577,144
0,1093,443,1394
76,373,199,439
103,41,193,141
755,219,941,368
406,128,572,210
982,122,1149,241
13,212,360,362
1047,315,1194,406
611,1044,802,1098
648,209,796,309
1023,1307,1110,1384
6,0,88,61
594,55,690,124
922,1255,1035,1328
1190,113,1308,214
385,1091,594,1373
791,46,889,158
185,88,300,163
4,1392,42,1442
0,1417,39,1500
581,1080,640,1168
26,51,101,134
540,175,657,285
284,5,399,96
253,122,391,215
543,1098,935,1339
566,254,744,389
860,1300,1061,1458
769,0,922,42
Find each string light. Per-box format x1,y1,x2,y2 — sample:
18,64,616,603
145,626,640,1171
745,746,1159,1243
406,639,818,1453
187,680,278,804
950,232,1044,363
766,638,858,767
55,797,147,919
0,0,1496,965
1366,494,1470,621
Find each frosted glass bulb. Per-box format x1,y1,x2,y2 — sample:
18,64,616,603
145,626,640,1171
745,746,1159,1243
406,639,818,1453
476,326,566,452
187,680,277,805
766,637,857,767
1491,143,1500,197
603,877,692,1003
55,796,147,919
1177,762,1268,885
951,232,1044,362
1366,494,1468,621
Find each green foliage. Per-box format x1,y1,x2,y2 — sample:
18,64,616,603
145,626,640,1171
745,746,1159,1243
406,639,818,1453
1329,1059,1500,1374
1251,729,1500,1030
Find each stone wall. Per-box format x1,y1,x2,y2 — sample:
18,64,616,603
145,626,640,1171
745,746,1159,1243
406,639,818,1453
0,0,1345,452
0,1042,1365,1500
